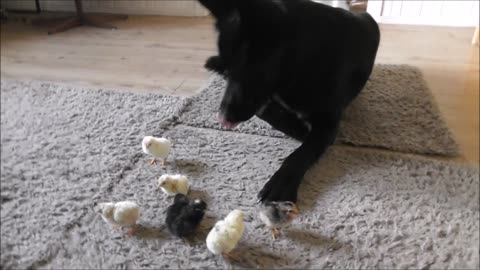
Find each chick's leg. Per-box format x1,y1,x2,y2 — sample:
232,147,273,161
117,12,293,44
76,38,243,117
125,225,137,237
182,237,192,247
149,159,157,165
272,228,280,240
110,224,122,234
222,252,235,260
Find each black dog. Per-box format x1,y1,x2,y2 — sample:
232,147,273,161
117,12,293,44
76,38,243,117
198,0,380,203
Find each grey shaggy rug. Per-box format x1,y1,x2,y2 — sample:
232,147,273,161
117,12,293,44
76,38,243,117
1,78,478,269
180,64,460,156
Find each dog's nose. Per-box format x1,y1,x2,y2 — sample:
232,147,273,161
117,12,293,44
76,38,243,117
217,112,239,129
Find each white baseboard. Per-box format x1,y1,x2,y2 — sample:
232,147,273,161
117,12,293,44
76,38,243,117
0,0,209,16
371,15,478,27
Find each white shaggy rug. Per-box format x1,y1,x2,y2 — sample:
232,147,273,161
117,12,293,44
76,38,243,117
1,76,478,269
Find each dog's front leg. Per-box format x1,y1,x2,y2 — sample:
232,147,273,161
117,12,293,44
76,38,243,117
257,120,339,203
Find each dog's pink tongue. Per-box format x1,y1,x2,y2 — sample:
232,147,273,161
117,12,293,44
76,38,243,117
217,113,239,129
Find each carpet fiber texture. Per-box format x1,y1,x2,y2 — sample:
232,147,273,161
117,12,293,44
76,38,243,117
1,79,478,269
0,80,186,269
179,65,460,156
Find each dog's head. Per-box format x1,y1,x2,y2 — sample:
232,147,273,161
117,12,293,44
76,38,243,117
199,0,287,128
198,0,286,21
217,78,270,128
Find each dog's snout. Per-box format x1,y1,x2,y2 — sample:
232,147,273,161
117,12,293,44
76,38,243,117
217,112,239,129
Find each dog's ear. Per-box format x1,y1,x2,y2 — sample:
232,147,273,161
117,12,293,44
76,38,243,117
198,0,285,27
198,0,236,20
235,0,286,32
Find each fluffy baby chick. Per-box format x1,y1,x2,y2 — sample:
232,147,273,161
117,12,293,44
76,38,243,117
142,136,171,165
157,174,189,196
165,194,207,238
206,209,244,258
258,201,299,239
97,201,140,236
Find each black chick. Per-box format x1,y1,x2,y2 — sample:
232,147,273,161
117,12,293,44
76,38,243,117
165,194,207,238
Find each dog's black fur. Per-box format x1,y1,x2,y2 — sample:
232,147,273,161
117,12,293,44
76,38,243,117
198,0,380,203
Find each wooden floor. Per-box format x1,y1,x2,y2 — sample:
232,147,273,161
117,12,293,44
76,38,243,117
1,15,478,164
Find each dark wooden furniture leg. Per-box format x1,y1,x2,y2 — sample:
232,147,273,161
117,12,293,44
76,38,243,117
33,0,128,35
35,0,41,13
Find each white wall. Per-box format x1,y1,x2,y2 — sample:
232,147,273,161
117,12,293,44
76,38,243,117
0,0,208,16
367,0,479,27
314,0,349,10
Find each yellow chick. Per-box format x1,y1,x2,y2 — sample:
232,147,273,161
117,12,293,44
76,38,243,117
142,136,171,165
157,174,190,196
206,209,244,258
97,201,140,236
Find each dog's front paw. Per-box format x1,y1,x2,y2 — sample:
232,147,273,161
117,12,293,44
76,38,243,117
257,170,299,203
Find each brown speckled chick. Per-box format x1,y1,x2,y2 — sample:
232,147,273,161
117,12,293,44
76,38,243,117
258,201,299,239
